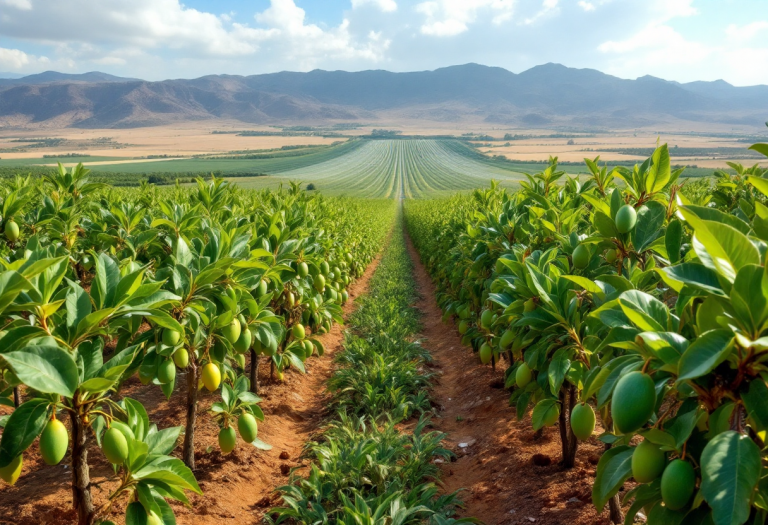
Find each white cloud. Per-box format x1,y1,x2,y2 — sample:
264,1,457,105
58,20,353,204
352,0,398,12
0,0,32,10
726,20,768,42
578,1,595,11
416,0,516,36
0,47,50,70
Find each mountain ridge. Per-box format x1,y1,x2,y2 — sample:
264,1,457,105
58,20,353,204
0,63,766,129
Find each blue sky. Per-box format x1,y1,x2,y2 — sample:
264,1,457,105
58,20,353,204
0,0,766,85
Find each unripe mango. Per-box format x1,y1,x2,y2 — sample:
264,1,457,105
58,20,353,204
234,328,252,353
219,427,237,453
292,323,306,340
479,343,493,364
40,418,69,465
0,454,22,485
572,244,590,269
102,427,129,465
157,359,176,384
611,371,656,434
615,205,637,234
570,403,596,441
162,328,181,347
222,319,242,344
4,220,19,242
238,413,258,443
516,363,532,388
172,348,189,368
632,440,666,483
661,459,695,510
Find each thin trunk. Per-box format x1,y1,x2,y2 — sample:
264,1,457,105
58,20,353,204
249,349,260,395
559,386,579,468
602,412,625,524
13,386,20,408
183,364,199,469
69,409,94,525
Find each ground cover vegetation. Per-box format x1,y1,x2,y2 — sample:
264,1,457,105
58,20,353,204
0,163,393,525
267,216,478,524
405,141,768,524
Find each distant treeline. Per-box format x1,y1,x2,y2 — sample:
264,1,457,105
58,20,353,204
584,146,764,158
0,166,267,186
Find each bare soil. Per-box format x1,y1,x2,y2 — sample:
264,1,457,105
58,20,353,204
0,254,381,525
404,232,628,525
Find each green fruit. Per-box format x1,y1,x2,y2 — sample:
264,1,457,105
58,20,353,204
570,403,596,441
157,359,176,384
572,244,590,269
298,261,309,277
286,291,295,307
615,205,637,234
320,261,330,275
238,413,258,443
202,363,221,391
479,343,493,364
219,426,237,453
102,427,129,465
611,371,656,434
292,323,306,340
314,274,326,292
255,279,268,298
661,459,695,510
542,405,560,427
39,419,69,466
523,298,536,313
516,363,532,388
459,306,470,319
458,320,469,334
4,220,19,241
0,454,22,485
605,249,618,264
222,319,242,344
234,353,246,369
234,328,252,353
480,309,494,328
303,340,314,355
162,328,181,347
341,290,349,304
500,329,515,348
632,440,666,483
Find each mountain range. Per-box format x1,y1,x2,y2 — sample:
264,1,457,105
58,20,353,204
0,64,766,129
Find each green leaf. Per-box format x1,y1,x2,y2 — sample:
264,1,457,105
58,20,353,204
748,143,768,159
618,290,669,332
700,431,761,525
548,348,571,394
662,263,726,296
742,380,768,433
562,275,602,294
677,330,734,383
3,345,79,397
632,201,666,252
647,144,671,193
592,445,634,512
666,220,683,264
0,398,49,468
145,426,182,457
531,398,559,431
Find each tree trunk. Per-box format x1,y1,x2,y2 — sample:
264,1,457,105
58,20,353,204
249,350,260,395
13,386,20,408
183,365,199,470
69,410,94,525
559,386,579,469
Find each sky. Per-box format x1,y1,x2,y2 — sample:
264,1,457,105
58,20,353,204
0,0,766,85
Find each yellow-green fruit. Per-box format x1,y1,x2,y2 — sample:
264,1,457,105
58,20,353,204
632,440,666,483
480,309,494,328
202,363,222,391
303,340,314,355
172,348,189,368
147,512,163,525
276,370,284,381
341,290,349,304
458,320,469,334
616,205,638,234
611,371,656,434
222,319,242,344
298,262,309,277
479,343,493,364
219,426,237,453
255,279,268,298
542,405,560,427
238,413,258,443
292,323,306,340
0,454,22,485
570,403,596,441
4,220,19,242
320,261,330,275
286,291,295,307
516,363,532,388
523,299,536,313
661,460,695,510
162,329,181,347
234,328,252,353
605,249,618,264
102,427,129,465
157,359,176,384
572,244,590,269
314,274,326,292
500,330,515,348
234,353,246,369
40,419,69,465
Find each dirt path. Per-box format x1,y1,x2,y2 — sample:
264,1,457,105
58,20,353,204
404,232,622,525
0,255,381,525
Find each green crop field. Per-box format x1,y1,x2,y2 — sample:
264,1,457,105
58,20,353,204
230,139,530,198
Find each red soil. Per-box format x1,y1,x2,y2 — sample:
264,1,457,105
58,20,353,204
0,255,381,525
405,232,630,525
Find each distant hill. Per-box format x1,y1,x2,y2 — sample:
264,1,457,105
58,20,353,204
0,64,766,129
